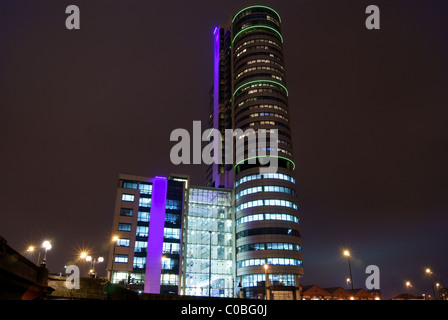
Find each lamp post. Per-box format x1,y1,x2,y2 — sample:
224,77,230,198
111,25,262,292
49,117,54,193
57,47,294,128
26,246,40,265
425,268,436,300
81,253,104,278
40,241,52,267
109,236,119,282
208,230,212,297
436,283,440,300
405,281,412,293
264,263,270,300
343,250,354,296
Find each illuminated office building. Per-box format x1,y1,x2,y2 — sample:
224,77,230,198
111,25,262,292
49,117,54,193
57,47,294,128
209,5,303,299
108,5,302,300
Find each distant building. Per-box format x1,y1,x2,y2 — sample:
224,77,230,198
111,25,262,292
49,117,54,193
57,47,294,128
392,293,424,300
301,285,381,300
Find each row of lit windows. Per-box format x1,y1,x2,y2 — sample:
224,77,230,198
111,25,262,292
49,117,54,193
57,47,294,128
236,199,298,212
237,242,302,253
235,38,281,54
236,73,283,87
118,224,181,240
246,58,284,69
247,120,290,132
236,95,287,108
235,172,296,187
236,258,303,268
133,241,180,255
235,213,299,226
119,211,178,225
236,44,282,58
236,65,284,80
238,19,280,34
236,83,287,100
121,181,152,195
236,185,297,200
241,274,296,288
236,227,300,239
245,146,292,157
132,256,178,270
234,127,291,144
114,255,180,273
121,194,182,210
235,104,288,119
244,87,284,98
250,112,288,121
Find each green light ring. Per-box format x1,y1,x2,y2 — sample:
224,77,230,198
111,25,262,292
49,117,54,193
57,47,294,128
232,5,282,24
234,155,296,170
233,80,289,98
232,25,283,45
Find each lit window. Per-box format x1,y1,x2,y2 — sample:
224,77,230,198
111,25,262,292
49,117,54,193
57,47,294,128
164,228,181,240
137,211,150,222
136,226,148,237
118,223,131,232
133,256,146,269
116,238,130,247
134,241,147,252
139,183,152,195
139,197,151,208
122,181,138,189
121,194,135,202
114,255,128,263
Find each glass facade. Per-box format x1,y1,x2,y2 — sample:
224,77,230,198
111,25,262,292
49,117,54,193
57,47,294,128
183,187,234,297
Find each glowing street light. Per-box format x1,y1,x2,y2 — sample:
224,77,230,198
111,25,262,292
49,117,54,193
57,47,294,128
264,263,270,300
41,240,52,267
425,268,437,300
342,249,354,295
81,252,104,278
109,236,119,282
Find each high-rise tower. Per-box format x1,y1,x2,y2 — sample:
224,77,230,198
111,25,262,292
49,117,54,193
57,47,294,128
210,5,304,299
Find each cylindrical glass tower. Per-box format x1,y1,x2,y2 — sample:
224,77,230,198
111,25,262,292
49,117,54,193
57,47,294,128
232,5,303,299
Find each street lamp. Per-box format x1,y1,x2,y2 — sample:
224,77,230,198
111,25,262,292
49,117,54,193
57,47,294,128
26,246,40,264
436,283,440,300
425,268,437,300
342,250,354,296
109,236,119,282
40,241,52,267
264,263,270,300
81,253,104,278
405,281,412,291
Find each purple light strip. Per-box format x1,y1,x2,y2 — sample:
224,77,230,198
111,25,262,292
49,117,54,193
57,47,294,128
213,26,221,186
144,176,168,294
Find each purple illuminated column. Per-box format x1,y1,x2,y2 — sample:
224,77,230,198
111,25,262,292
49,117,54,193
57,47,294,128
144,176,168,294
213,26,221,187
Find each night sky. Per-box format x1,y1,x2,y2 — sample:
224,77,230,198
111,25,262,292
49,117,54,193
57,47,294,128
1,1,447,300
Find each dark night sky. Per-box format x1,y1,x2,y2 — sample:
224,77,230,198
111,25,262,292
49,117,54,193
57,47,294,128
1,1,447,300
